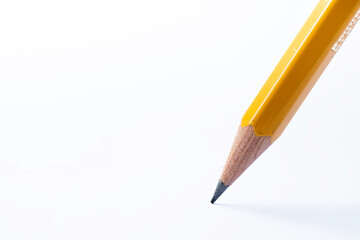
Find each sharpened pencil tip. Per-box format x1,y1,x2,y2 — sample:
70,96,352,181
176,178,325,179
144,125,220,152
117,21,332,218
210,181,229,204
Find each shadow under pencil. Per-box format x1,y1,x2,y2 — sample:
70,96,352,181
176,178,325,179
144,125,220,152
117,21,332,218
217,203,360,235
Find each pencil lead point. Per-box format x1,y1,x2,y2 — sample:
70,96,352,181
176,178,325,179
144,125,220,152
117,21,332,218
210,181,228,204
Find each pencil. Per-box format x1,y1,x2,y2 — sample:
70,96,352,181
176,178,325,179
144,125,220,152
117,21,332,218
211,0,360,204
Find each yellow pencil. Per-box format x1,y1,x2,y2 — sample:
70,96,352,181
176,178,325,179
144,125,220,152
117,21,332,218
211,0,360,204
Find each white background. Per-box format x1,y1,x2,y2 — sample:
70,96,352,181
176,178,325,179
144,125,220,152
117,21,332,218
1,0,360,239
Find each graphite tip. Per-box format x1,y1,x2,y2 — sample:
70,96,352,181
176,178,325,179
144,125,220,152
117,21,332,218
210,181,229,204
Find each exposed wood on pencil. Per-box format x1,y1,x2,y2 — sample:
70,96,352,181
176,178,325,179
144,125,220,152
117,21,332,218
210,125,271,204
220,125,272,185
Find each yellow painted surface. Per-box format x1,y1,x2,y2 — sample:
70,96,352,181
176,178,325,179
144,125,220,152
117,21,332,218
241,0,360,142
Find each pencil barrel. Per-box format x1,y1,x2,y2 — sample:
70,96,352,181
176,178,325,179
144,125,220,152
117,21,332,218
241,0,360,142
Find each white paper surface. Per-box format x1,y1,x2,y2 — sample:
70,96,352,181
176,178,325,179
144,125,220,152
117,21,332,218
1,0,360,239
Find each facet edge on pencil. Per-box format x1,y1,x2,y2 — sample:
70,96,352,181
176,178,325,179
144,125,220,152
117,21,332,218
210,181,229,204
